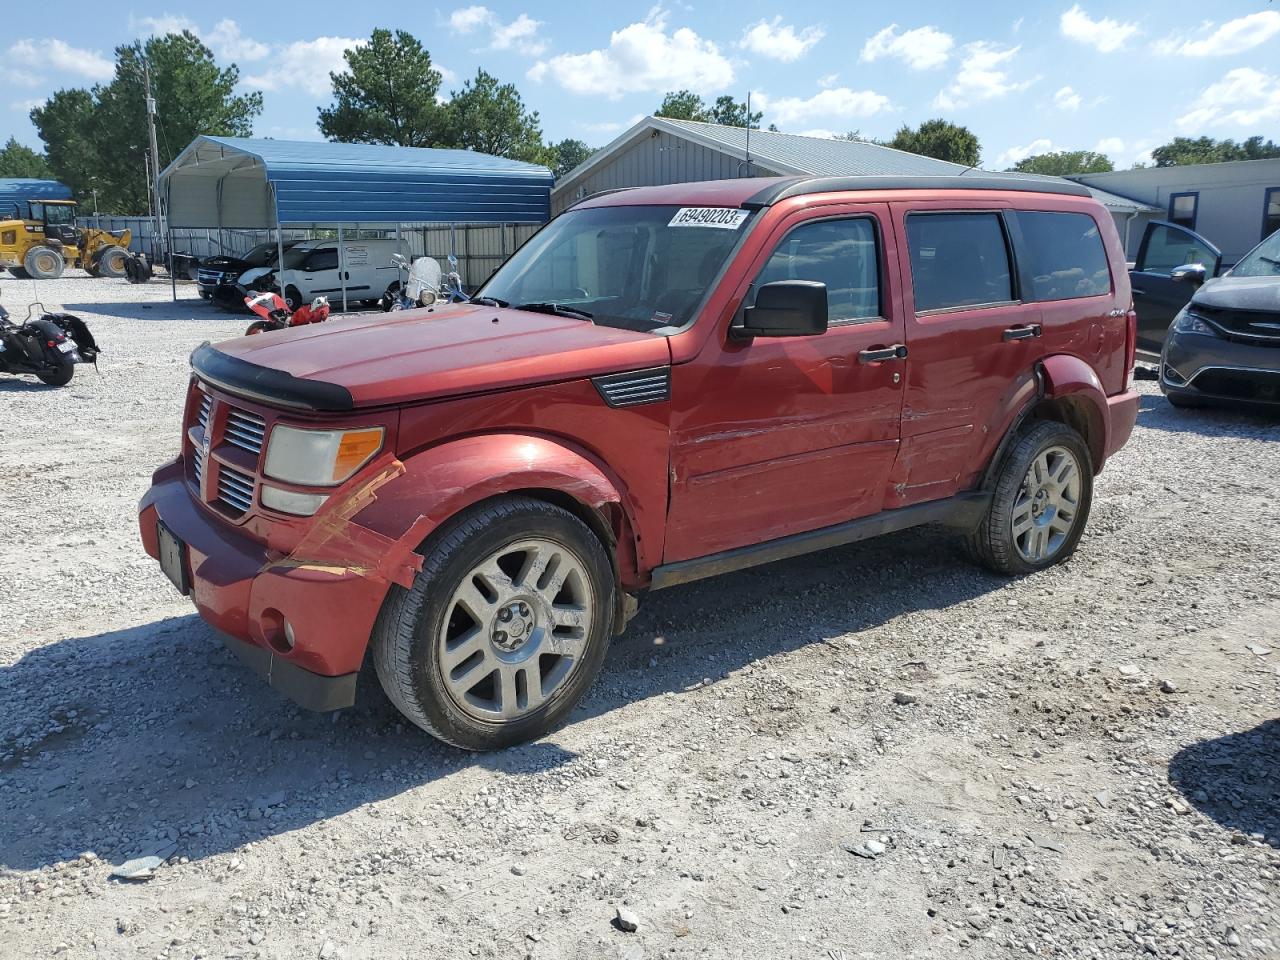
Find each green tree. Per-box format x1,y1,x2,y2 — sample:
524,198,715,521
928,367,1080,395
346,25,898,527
655,90,761,127
655,90,709,121
318,29,446,146
1009,150,1114,175
30,89,97,200
544,138,594,177
0,137,53,179
889,118,980,166
442,69,545,162
708,95,762,128
1151,135,1280,166
32,32,261,213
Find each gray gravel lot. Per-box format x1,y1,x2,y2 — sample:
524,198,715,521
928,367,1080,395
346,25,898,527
0,272,1277,959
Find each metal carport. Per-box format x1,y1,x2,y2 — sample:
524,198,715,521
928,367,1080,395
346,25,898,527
159,137,553,307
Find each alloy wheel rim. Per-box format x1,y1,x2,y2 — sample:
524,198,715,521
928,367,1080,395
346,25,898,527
437,538,593,723
1012,444,1081,564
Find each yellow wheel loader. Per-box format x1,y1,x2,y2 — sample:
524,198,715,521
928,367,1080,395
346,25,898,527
0,199,131,280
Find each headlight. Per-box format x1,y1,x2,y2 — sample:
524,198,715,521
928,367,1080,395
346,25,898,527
263,425,384,486
1172,310,1216,337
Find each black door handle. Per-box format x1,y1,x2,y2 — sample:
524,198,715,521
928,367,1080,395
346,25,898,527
1002,324,1042,342
858,344,908,363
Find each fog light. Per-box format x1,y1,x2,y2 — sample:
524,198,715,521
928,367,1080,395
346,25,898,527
283,620,296,650
261,485,328,516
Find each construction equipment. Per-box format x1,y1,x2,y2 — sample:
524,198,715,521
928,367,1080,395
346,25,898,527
0,198,131,280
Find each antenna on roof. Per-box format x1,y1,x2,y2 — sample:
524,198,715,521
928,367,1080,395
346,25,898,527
738,92,754,178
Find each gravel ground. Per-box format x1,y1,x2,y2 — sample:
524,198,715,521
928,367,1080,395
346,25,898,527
1,272,1277,960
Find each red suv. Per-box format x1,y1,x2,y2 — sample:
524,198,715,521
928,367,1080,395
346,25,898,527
139,175,1139,750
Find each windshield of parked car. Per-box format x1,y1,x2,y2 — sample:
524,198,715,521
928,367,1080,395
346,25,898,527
1228,230,1280,277
243,242,278,266
477,205,755,332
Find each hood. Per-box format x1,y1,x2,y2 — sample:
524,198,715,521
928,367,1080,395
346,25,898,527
1193,274,1280,313
200,255,251,272
202,304,671,409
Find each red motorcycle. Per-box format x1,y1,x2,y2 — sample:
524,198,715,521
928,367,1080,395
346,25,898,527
243,290,331,335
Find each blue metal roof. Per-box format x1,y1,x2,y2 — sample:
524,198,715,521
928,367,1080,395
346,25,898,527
162,137,553,227
0,178,72,204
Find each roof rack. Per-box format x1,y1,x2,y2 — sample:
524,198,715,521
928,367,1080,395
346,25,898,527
743,175,1093,209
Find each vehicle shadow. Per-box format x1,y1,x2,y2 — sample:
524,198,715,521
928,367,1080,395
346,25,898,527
0,527,999,872
1168,719,1279,847
0,377,59,392
1136,394,1280,438
59,300,233,322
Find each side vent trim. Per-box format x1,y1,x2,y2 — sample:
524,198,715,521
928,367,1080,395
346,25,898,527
592,366,672,408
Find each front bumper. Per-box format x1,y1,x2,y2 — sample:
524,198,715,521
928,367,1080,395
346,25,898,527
138,458,389,710
1161,332,1280,407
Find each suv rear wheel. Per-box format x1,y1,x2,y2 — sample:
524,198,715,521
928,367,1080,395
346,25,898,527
966,420,1093,576
372,497,616,750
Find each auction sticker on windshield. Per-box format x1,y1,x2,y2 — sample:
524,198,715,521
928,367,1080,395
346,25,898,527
668,208,750,229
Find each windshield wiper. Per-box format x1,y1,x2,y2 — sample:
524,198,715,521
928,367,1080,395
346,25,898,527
469,295,509,307
513,301,594,322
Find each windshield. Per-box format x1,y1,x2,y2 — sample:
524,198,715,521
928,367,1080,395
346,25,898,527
1228,230,1280,277
242,242,278,266
478,204,754,332
31,202,75,225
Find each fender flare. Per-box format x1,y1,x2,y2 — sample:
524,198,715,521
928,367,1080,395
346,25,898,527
1036,354,1110,470
349,433,639,584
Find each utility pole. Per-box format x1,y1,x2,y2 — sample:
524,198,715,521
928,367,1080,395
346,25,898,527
144,58,165,262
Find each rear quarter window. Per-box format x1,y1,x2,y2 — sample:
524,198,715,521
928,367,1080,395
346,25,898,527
1016,211,1112,301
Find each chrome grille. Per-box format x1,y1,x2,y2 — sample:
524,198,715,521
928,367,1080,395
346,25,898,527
196,393,212,433
217,464,255,514
224,409,266,456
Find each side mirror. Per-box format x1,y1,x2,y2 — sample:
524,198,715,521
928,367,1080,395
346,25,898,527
1171,263,1206,286
735,280,828,339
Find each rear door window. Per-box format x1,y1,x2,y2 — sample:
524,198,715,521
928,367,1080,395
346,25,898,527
906,213,1013,312
1016,211,1112,300
755,217,881,323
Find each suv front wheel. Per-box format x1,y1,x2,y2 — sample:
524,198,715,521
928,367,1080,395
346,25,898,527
966,420,1093,576
372,496,616,750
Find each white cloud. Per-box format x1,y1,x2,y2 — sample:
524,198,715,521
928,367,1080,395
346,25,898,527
817,73,839,89
860,24,954,70
765,87,890,125
133,14,197,36
1060,5,1139,53
1176,67,1280,130
528,9,733,98
246,37,363,97
1094,137,1124,155
449,7,546,55
6,39,113,86
9,97,46,112
933,42,1030,109
997,137,1053,168
796,128,838,139
739,17,824,62
1053,85,1082,111
1154,11,1280,57
207,19,270,62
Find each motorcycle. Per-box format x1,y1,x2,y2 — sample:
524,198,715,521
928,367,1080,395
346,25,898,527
0,290,100,387
243,289,331,335
379,253,467,311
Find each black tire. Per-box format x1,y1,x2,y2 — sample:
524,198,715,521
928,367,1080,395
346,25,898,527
372,496,616,751
245,320,282,335
965,420,1093,576
36,361,74,386
23,245,64,280
284,285,302,311
96,246,128,278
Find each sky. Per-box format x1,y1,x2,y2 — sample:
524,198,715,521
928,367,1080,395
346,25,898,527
2,1,1279,170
